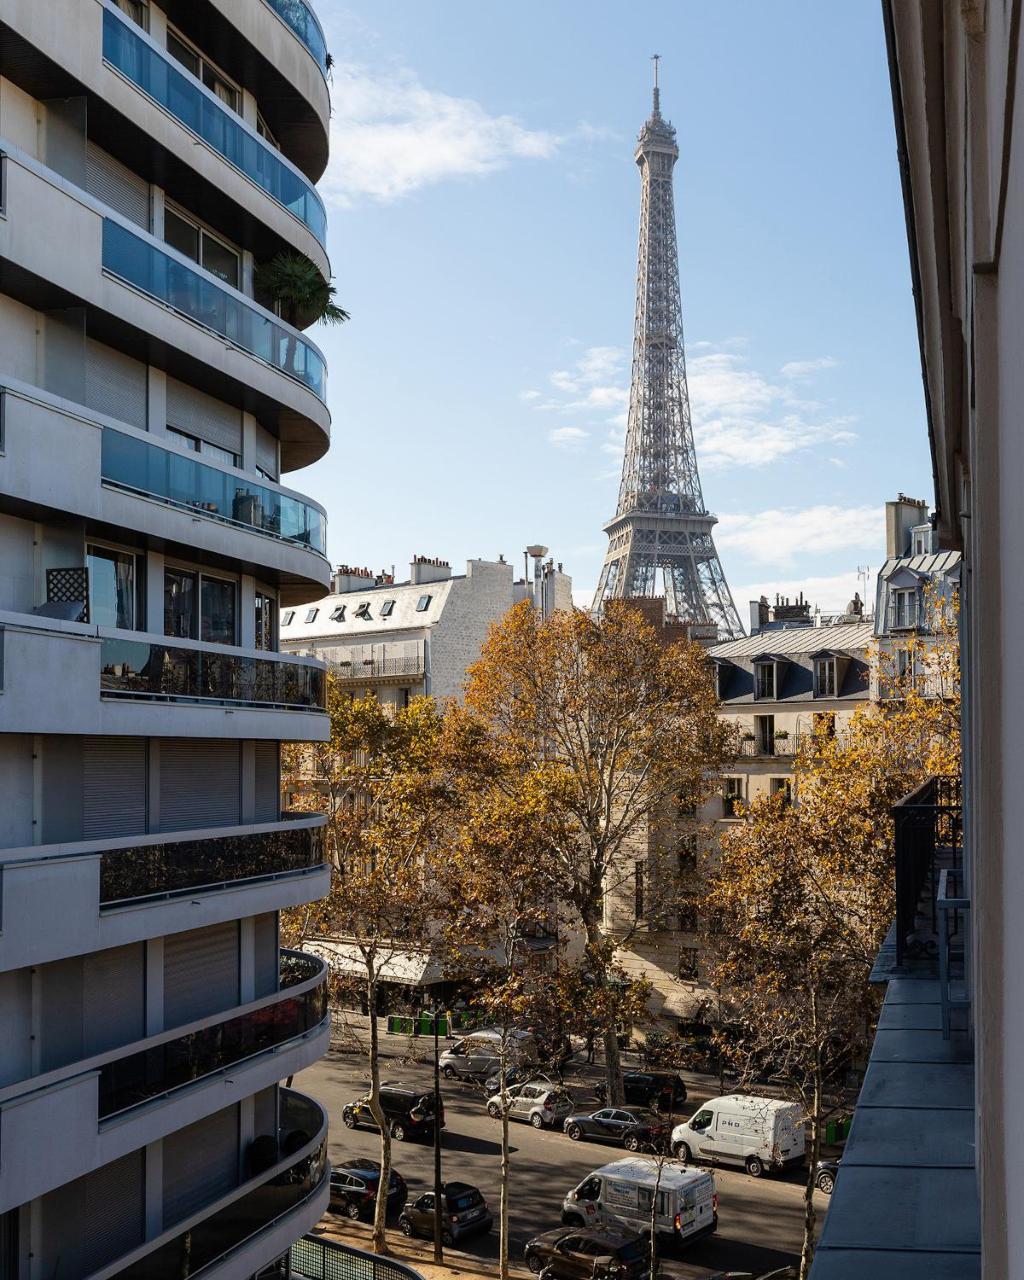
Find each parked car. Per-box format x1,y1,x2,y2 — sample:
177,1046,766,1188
524,1227,649,1279
562,1158,717,1250
671,1095,804,1177
814,1158,840,1195
439,1029,540,1081
329,1158,407,1220
595,1071,688,1112
486,1082,574,1128
483,1064,548,1096
398,1182,492,1245
342,1083,444,1142
564,1107,667,1152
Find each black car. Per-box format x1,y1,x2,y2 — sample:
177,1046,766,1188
342,1082,444,1142
524,1228,648,1280
595,1071,688,1112
563,1106,667,1151
398,1182,492,1245
329,1158,407,1220
814,1158,839,1195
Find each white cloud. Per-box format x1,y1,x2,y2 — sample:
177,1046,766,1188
548,426,590,450
716,504,883,567
731,571,872,617
780,356,840,378
571,587,596,610
322,64,561,205
519,390,542,402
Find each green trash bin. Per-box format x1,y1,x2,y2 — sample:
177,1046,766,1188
387,1015,416,1036
825,1120,837,1145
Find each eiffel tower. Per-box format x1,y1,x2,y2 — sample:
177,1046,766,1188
592,59,744,640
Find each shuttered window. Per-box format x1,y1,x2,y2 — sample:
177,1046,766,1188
86,142,150,229
83,738,147,838
164,922,240,1027
166,376,242,456
41,1151,144,1279
253,424,279,479
159,739,240,832
85,337,148,429
253,741,280,823
162,1103,239,1227
82,943,145,1057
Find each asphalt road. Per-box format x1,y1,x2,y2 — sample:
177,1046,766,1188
295,1049,826,1279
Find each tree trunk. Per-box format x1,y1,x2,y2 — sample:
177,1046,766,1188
500,1099,510,1280
799,1015,823,1280
604,1026,625,1104
367,968,392,1256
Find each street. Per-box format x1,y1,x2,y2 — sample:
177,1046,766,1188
295,1045,825,1279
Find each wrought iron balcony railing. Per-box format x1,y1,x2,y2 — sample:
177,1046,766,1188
100,635,326,710
102,219,327,401
736,731,851,758
102,5,328,246
263,0,329,75
330,655,426,681
102,428,328,555
893,775,962,968
99,816,325,907
111,1089,328,1279
98,950,327,1118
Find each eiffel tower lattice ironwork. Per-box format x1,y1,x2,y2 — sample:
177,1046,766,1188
592,60,744,640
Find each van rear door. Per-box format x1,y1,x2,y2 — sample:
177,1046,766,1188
675,1174,715,1244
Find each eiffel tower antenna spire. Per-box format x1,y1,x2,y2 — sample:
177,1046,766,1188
591,63,745,639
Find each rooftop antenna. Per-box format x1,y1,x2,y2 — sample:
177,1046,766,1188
651,53,661,115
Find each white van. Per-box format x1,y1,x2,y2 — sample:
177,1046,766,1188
562,1157,717,1251
670,1095,805,1177
439,1028,540,1081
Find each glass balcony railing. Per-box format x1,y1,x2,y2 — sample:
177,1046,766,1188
102,6,327,246
100,636,326,710
102,220,327,401
99,819,326,907
101,429,328,554
98,952,328,1118
112,1090,328,1280
263,0,328,76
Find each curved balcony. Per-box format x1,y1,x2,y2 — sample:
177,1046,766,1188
262,0,329,77
99,950,327,1118
111,1090,328,1280
103,219,326,402
101,427,327,555
100,634,326,710
102,5,327,248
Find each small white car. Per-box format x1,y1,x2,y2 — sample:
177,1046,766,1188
486,1082,574,1129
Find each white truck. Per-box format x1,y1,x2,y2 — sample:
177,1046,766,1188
670,1094,805,1177
561,1157,717,1251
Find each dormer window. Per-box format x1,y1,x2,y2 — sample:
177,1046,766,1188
814,657,836,697
891,588,919,630
380,600,395,618
713,660,731,701
330,605,346,622
416,594,432,612
754,661,775,700
355,602,372,620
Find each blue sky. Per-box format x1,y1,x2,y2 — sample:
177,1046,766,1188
296,0,930,614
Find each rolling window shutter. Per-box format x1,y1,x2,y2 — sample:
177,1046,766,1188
82,738,147,838
159,739,241,832
82,943,145,1057
166,376,242,456
163,922,240,1027
78,1152,145,1275
85,337,148,429
162,1104,239,1227
86,142,150,229
253,741,280,823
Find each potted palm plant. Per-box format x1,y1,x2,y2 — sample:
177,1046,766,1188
255,252,349,374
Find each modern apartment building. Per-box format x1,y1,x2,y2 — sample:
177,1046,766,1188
0,0,335,1275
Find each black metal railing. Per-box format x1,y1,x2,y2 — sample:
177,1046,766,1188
99,820,325,907
111,1091,328,1279
97,952,327,1118
893,775,962,967
292,1235,427,1280
737,731,851,758
100,637,325,710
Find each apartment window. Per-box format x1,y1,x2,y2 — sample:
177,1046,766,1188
754,714,775,755
380,600,396,618
113,0,148,29
678,948,699,981
722,777,743,818
166,425,238,468
88,544,140,630
166,28,240,113
814,657,837,697
892,588,918,630
305,607,319,625
254,590,276,651
634,862,645,920
813,711,836,738
677,838,698,872
416,594,432,612
753,661,775,700
163,205,241,289
164,567,198,638
714,661,731,700
329,605,346,622
355,602,372,620
256,110,278,149
677,900,699,932
770,777,793,807
201,576,236,644
281,610,295,627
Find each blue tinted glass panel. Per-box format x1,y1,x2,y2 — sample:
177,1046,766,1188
263,0,328,74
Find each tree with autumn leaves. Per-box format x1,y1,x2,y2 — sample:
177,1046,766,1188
705,588,960,1280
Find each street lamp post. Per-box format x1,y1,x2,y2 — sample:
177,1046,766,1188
430,1005,443,1263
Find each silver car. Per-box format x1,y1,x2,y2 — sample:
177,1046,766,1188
486,1082,574,1129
